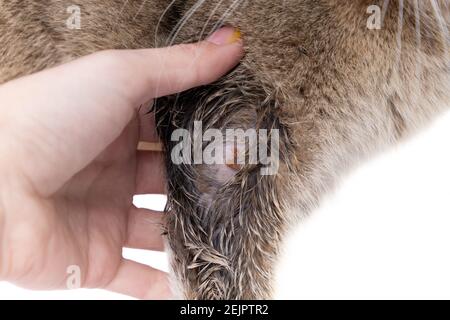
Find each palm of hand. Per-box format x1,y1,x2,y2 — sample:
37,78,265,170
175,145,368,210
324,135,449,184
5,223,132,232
4,118,136,287
2,117,167,298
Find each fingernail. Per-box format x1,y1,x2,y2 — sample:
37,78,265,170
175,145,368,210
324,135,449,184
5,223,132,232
207,26,242,45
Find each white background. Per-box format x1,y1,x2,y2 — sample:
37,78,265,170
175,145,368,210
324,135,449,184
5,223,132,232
1,111,450,300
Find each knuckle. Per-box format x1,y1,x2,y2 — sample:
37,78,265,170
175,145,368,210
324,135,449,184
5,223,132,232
174,43,209,84
176,43,200,57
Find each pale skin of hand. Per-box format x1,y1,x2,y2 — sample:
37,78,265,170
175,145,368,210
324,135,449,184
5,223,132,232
0,27,243,299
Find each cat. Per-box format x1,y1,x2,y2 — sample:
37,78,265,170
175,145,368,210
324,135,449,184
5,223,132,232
0,0,448,299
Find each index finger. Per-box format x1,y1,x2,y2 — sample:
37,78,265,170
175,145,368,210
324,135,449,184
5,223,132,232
120,28,244,104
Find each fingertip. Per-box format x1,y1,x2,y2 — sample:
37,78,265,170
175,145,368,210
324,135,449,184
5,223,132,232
145,30,244,99
207,26,243,46
193,39,245,87
106,260,172,300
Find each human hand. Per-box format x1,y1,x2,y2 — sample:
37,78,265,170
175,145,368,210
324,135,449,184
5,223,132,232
0,27,243,299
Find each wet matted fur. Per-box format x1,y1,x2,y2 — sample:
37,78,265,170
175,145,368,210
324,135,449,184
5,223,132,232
0,0,449,299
